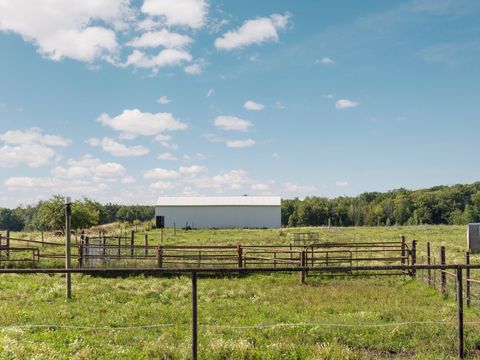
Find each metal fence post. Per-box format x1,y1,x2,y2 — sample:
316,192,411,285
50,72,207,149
457,266,464,359
65,197,72,299
6,230,10,258
411,240,417,277
427,242,431,286
300,251,306,284
466,252,471,308
192,272,198,360
440,246,446,297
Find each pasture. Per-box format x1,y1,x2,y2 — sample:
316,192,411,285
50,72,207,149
1,225,480,359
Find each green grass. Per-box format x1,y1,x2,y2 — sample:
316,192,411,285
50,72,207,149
2,225,480,359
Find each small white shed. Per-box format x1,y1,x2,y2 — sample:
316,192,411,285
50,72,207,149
155,196,281,229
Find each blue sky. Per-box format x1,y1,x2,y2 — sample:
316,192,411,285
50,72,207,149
1,0,480,207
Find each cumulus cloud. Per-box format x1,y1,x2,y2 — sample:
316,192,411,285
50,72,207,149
124,48,192,70
52,155,126,180
141,0,208,29
282,182,316,192
226,139,255,148
144,167,179,179
251,183,269,191
179,165,207,175
86,137,149,157
0,0,127,62
335,99,359,109
214,13,289,51
184,63,202,75
335,181,349,187
150,180,175,190
0,128,70,168
97,108,187,138
157,96,172,104
244,100,265,111
214,116,252,132
128,29,192,49
158,152,177,161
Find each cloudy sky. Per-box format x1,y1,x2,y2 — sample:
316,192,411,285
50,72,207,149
1,0,480,207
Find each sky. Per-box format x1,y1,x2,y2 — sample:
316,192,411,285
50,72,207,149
1,0,480,208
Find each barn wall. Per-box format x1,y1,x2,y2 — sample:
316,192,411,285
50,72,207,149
154,206,281,228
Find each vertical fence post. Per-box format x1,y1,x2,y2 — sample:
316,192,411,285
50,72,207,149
300,251,306,284
192,272,198,360
457,266,464,359
78,243,83,268
41,231,44,247
427,242,431,286
440,246,446,297
411,240,417,278
6,230,10,258
237,245,243,268
157,246,163,268
117,236,121,258
130,231,135,258
466,252,471,308
400,235,406,274
144,234,148,257
65,197,72,299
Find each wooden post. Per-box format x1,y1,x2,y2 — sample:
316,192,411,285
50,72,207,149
117,236,121,258
400,235,406,274
157,246,163,268
466,252,471,308
6,230,10,258
300,251,306,284
457,266,464,359
78,244,83,268
237,245,243,268
41,231,44,247
102,235,107,261
130,231,134,258
427,242,431,286
65,197,72,299
411,240,417,277
440,246,446,297
144,234,148,257
192,272,198,360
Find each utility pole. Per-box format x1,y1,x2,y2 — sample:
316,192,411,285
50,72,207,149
65,196,72,299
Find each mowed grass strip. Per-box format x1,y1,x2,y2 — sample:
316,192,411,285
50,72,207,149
1,272,480,359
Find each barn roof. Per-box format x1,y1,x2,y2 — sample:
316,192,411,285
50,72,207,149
156,196,281,206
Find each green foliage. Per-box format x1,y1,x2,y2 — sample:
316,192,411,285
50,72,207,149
0,208,24,231
282,182,480,227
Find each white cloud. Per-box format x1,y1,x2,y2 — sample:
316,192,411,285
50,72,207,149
0,0,127,62
150,180,175,190
86,137,149,157
5,176,59,189
317,57,335,65
0,128,70,168
121,176,136,184
128,29,192,49
206,88,214,97
184,63,202,75
251,183,269,191
124,48,192,70
335,99,359,109
0,128,70,146
335,181,349,187
226,139,255,148
282,182,316,192
157,96,172,104
244,100,265,111
179,165,207,175
52,155,126,180
141,0,208,29
158,152,177,161
144,167,179,179
211,169,249,190
214,116,252,132
214,13,289,51
154,134,172,142
97,108,187,138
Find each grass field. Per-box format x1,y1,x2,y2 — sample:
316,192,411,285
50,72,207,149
2,225,480,359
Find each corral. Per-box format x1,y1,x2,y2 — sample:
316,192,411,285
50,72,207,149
1,225,480,359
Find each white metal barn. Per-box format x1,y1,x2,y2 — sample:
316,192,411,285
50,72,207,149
155,196,281,229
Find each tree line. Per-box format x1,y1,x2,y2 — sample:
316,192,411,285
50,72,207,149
1,182,480,231
0,195,155,232
282,182,480,227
